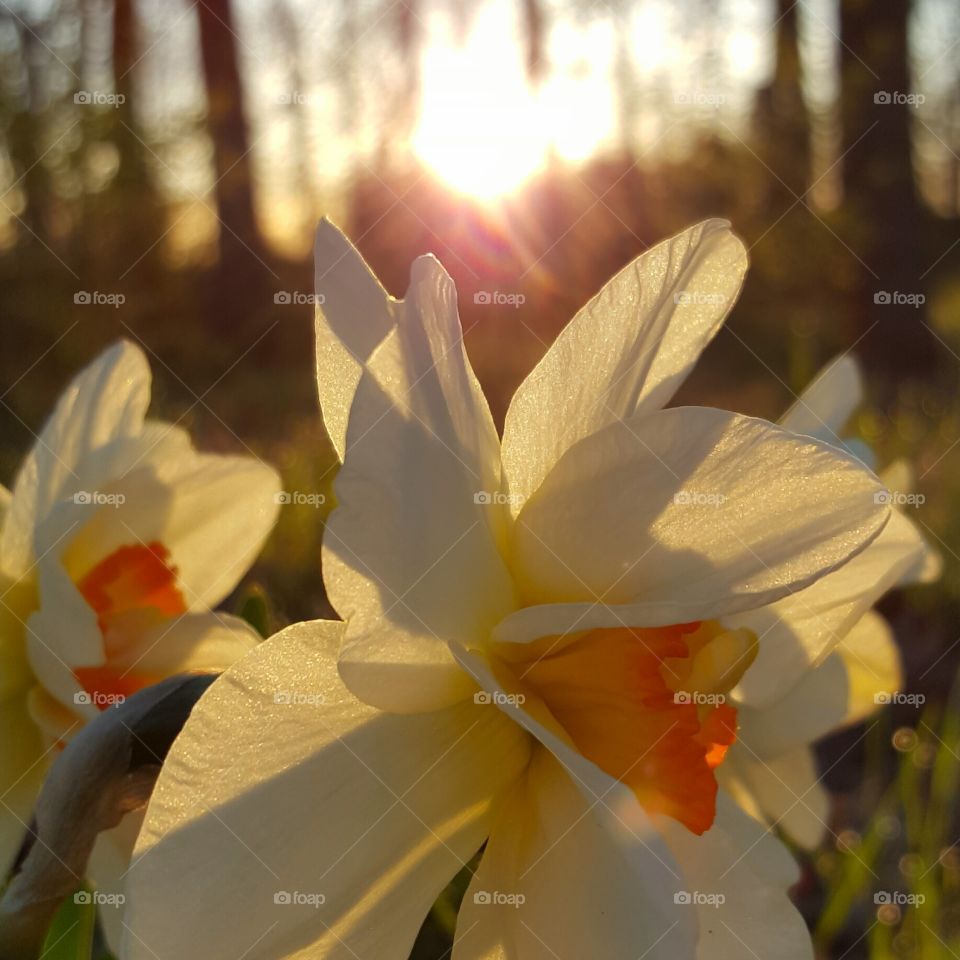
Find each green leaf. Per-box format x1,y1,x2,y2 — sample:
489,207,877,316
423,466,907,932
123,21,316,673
39,890,96,960
429,848,483,937
235,585,271,638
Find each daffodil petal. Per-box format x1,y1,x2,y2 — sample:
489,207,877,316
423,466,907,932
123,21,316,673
721,747,830,851
324,255,515,713
86,809,143,955
128,453,279,610
873,473,940,583
835,610,902,725
24,686,80,746
0,571,35,700
27,423,195,564
314,220,397,460
1,342,151,578
112,611,259,676
452,644,636,802
735,654,848,760
510,406,888,621
780,354,862,444
658,793,814,958
880,459,913,494
27,561,103,712
732,509,925,707
55,453,280,611
731,609,899,774
502,220,747,510
452,749,696,960
0,688,46,874
452,642,694,899
70,420,194,489
122,619,530,960
0,485,12,568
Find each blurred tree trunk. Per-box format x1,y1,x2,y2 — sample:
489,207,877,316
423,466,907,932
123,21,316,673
840,0,938,387
751,0,816,385
87,0,165,274
521,0,544,85
195,0,263,276
391,0,422,142
113,0,149,189
336,2,360,135
6,19,52,245
754,0,808,198
948,73,960,217
610,0,637,155
273,0,314,239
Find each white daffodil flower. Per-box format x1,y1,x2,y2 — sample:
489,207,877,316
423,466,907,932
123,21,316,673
721,356,940,848
122,222,892,960
0,341,280,944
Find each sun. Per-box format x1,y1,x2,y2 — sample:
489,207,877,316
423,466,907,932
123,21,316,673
411,11,547,199
410,4,615,200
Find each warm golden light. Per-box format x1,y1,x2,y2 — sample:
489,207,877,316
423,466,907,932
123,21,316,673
412,11,546,199
411,5,614,199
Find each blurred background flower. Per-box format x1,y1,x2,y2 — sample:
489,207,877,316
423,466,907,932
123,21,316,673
2,1,960,957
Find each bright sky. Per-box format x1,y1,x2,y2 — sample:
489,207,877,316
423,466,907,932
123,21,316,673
410,0,770,199
25,0,949,256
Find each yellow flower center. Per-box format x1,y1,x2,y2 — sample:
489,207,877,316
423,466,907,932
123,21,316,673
501,621,756,834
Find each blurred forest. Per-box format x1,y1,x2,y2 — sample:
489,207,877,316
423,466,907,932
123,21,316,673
3,1,960,957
